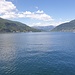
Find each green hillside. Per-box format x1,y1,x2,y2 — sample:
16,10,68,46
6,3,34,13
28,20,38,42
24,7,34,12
0,18,41,33
51,20,75,32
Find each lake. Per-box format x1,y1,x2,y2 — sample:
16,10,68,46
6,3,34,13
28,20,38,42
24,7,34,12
0,32,75,75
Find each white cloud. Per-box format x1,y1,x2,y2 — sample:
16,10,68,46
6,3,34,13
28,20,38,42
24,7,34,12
55,20,70,25
30,20,70,27
0,0,53,21
31,22,55,26
17,10,53,21
36,10,44,14
0,12,17,18
23,11,32,15
0,0,71,27
31,22,49,26
0,0,17,14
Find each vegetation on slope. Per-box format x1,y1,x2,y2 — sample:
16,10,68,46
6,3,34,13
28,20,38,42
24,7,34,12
51,20,75,32
0,18,41,33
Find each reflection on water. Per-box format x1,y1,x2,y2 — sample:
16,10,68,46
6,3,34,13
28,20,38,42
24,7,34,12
0,32,75,75
0,34,16,61
0,34,17,74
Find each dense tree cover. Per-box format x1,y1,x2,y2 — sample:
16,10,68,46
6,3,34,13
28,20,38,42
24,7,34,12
0,18,41,33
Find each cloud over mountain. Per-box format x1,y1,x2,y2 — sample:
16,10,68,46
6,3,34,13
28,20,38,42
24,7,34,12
0,0,53,21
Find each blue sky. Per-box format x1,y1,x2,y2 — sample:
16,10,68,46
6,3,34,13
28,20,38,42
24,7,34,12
0,0,75,26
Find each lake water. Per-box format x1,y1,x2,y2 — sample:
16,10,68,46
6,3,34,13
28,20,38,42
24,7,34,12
0,32,75,75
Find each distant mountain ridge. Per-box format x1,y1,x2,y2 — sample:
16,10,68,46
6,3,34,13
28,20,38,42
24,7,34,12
0,18,41,33
32,25,54,31
51,19,75,32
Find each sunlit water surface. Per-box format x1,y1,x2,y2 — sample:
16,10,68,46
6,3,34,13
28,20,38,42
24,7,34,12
0,32,75,75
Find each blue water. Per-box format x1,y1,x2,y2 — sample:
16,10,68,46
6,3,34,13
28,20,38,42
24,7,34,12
0,32,75,75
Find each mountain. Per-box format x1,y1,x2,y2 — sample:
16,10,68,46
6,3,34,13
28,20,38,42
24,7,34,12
51,20,75,32
0,18,41,33
32,25,54,31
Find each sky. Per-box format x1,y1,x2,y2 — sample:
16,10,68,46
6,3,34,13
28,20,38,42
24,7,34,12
0,0,75,26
